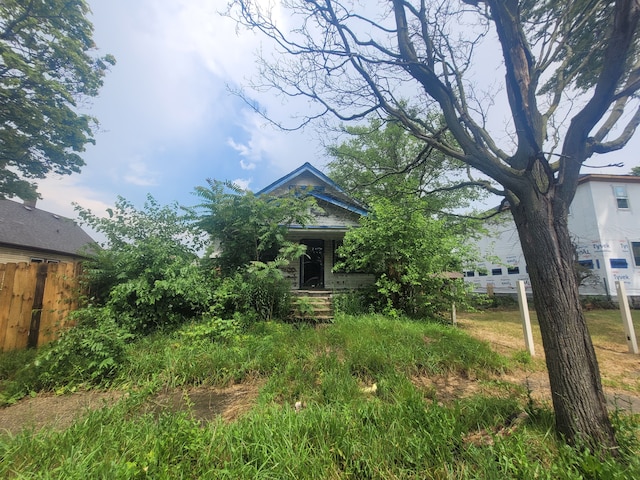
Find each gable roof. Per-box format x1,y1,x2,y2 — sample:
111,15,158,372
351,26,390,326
0,199,96,257
257,162,368,216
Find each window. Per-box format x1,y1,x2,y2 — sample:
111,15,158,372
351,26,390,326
613,185,629,209
30,257,59,264
610,258,628,269
507,266,520,274
578,259,594,269
465,271,475,277
632,242,640,267
491,268,503,276
478,268,488,276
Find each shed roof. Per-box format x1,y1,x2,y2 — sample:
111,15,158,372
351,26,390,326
0,199,95,257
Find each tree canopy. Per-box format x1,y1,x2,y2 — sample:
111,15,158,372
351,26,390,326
327,116,486,212
0,0,114,199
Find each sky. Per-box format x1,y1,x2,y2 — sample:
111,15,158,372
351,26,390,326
33,0,640,224
36,0,324,220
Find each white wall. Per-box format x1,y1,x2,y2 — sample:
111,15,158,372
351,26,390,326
465,176,640,298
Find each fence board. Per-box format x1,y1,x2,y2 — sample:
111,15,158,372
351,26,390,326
38,263,80,346
0,262,81,352
0,263,14,350
5,263,36,351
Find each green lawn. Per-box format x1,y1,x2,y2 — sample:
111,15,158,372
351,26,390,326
0,313,638,478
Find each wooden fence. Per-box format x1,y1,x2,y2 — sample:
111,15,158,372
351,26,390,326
0,262,82,352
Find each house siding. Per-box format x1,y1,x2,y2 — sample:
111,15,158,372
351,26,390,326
0,246,80,265
465,175,640,299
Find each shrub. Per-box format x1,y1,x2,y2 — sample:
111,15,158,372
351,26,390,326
33,306,133,389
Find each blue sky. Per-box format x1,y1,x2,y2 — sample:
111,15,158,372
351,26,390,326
36,0,324,219
34,0,640,222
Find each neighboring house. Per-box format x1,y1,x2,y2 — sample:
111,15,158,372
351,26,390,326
464,174,640,301
0,198,96,264
258,162,374,290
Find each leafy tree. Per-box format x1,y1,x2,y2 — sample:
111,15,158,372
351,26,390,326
328,117,484,211
336,197,471,318
631,166,640,176
74,195,212,334
329,116,482,317
230,0,640,449
0,0,115,199
192,179,316,275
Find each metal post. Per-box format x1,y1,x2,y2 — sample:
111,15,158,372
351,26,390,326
615,281,638,354
516,280,535,356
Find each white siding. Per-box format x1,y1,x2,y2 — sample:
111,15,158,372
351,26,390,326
465,176,640,298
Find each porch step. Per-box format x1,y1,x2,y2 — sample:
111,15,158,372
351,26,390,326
291,290,334,322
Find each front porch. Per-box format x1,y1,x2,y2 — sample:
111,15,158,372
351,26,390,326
282,232,374,291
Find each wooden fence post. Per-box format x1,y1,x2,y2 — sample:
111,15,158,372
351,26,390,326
27,263,48,348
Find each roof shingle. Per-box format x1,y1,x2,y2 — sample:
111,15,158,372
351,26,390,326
0,199,95,257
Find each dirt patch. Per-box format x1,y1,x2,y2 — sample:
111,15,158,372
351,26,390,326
145,382,262,424
455,313,640,413
0,391,124,436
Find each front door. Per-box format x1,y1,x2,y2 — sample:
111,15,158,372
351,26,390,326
300,239,324,288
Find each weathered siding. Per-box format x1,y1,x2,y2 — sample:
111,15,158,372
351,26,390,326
283,235,375,290
0,246,80,264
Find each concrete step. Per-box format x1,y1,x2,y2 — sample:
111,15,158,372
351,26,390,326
291,290,334,322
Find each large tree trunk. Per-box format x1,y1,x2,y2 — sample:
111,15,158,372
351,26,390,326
510,190,616,449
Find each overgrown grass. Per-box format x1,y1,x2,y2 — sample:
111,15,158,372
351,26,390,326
1,313,639,478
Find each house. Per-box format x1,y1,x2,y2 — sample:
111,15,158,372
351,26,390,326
258,162,374,290
464,174,640,301
0,198,96,264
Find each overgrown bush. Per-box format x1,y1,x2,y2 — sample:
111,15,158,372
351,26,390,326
336,198,478,319
75,195,216,334
105,260,215,334
33,307,133,389
332,288,377,315
244,259,293,321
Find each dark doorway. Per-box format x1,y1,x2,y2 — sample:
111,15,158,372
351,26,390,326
300,239,324,288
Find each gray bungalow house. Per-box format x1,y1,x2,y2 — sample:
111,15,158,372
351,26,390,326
258,162,374,291
0,199,96,264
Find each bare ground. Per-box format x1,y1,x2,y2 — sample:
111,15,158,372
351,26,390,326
0,383,263,437
1,312,639,436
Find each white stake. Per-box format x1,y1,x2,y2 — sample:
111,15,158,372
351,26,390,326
615,281,638,355
516,280,535,356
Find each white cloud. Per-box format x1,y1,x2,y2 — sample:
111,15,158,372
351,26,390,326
232,178,252,190
240,160,256,171
35,175,114,221
123,160,160,187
